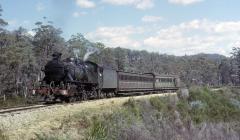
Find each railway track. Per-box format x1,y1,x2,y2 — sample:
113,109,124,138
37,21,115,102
0,91,177,116
0,104,48,115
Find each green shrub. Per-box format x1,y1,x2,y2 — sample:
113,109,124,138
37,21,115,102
123,98,141,119
187,87,240,123
28,87,240,140
87,116,107,140
149,97,165,111
176,99,190,121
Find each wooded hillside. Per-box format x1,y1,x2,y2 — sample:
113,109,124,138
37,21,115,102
0,5,240,98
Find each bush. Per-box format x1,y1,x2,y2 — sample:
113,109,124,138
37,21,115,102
27,87,240,140
187,87,240,123
87,116,107,140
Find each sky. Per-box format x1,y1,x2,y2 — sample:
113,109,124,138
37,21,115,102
1,0,240,56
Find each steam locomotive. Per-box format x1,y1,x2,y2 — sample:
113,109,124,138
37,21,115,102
32,52,180,102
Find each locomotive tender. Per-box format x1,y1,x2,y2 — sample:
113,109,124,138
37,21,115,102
32,52,180,102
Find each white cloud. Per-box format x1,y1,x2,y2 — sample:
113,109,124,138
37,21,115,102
7,20,17,26
85,19,240,56
76,0,96,8
142,15,163,23
86,26,143,48
168,0,203,5
214,21,240,33
72,11,87,18
102,0,154,10
27,31,36,36
36,3,45,11
144,19,240,56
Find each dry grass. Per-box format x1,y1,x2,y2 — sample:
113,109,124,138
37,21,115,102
1,88,239,140
0,93,173,140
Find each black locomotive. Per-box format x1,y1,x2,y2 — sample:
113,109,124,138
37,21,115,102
32,52,180,102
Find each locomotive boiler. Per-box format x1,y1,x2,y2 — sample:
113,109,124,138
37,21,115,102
33,52,102,102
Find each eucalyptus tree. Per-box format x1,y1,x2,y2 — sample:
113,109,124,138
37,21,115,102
231,47,240,85
32,19,65,67
0,4,8,52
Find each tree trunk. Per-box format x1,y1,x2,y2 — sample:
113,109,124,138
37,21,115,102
3,93,6,101
24,86,27,98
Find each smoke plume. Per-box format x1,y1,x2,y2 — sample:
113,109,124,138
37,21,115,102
83,44,100,61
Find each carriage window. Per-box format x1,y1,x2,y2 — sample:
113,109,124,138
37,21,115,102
130,76,133,81
127,75,130,81
131,75,135,81
136,76,139,81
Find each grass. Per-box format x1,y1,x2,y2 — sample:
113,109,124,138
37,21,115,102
0,129,8,140
83,87,240,140
87,116,107,140
1,88,240,140
0,95,37,109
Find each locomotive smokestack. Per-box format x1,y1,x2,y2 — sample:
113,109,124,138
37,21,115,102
52,52,62,60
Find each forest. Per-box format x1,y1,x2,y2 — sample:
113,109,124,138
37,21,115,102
1,4,240,99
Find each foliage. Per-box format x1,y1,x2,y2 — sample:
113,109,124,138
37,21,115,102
3,87,233,140
86,89,240,139
32,18,66,66
0,5,7,27
174,87,240,124
87,116,107,140
0,4,239,103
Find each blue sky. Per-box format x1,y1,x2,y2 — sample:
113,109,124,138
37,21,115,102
1,0,240,56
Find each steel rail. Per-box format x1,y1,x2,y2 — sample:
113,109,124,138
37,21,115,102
0,90,178,115
0,104,48,114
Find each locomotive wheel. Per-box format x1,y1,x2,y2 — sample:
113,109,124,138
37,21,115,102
106,93,111,98
81,91,87,101
97,90,101,99
69,96,76,102
107,92,114,98
60,96,71,103
102,92,107,98
112,92,116,97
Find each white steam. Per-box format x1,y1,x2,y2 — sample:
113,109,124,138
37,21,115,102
73,48,80,58
83,44,100,61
